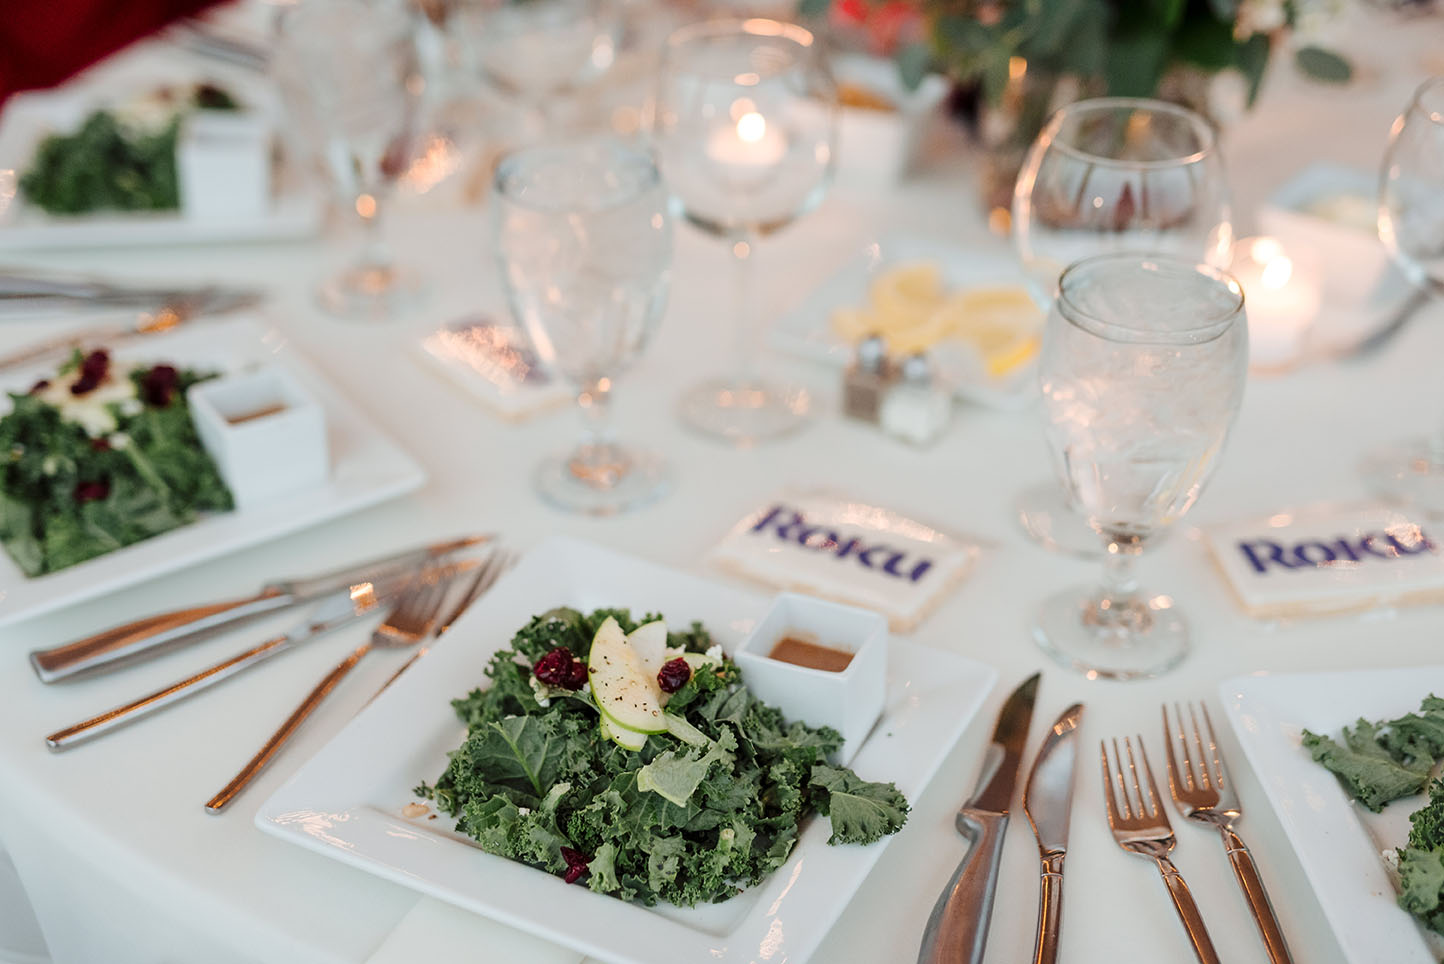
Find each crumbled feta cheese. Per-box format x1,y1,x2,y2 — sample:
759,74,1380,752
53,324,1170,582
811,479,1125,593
705,644,723,660
528,675,553,707
517,807,531,817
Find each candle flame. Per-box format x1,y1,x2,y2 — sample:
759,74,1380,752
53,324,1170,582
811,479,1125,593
1260,255,1293,289
737,112,767,143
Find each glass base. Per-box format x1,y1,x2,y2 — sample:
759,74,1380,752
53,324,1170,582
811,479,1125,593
316,262,426,321
1361,437,1444,518
679,377,810,445
1015,480,1104,559
535,444,669,516
1033,586,1188,681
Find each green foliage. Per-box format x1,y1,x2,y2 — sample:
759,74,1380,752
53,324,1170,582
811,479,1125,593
416,609,908,906
1294,45,1352,84
0,361,231,576
20,111,181,215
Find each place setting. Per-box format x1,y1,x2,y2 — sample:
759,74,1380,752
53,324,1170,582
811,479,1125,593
3,1,1444,964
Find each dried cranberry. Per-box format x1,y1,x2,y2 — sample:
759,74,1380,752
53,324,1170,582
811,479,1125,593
560,846,590,884
90,437,111,452
28,379,49,395
657,657,691,694
140,365,180,406
74,480,109,503
534,647,587,690
69,350,110,396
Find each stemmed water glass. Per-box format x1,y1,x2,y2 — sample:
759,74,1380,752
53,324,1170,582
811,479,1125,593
1012,97,1233,555
1034,254,1248,680
652,19,837,444
1361,76,1444,513
272,0,425,320
493,137,673,515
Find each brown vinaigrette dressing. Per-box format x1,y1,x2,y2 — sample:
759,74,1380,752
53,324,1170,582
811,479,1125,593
225,403,287,425
768,636,854,672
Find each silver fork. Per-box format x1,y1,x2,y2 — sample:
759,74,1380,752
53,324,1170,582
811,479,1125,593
1100,736,1221,964
1163,703,1294,964
204,574,455,813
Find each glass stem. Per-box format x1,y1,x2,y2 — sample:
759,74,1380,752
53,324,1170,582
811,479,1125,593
357,192,391,275
730,233,759,387
1086,536,1151,633
569,377,625,489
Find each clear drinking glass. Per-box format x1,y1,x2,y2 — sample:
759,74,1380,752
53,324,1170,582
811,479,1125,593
493,138,673,515
1012,97,1233,555
272,0,425,320
1034,254,1248,680
1362,77,1444,513
652,19,837,444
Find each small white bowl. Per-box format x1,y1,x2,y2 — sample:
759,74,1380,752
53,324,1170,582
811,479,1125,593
831,53,949,189
734,592,887,765
177,109,272,221
187,366,328,508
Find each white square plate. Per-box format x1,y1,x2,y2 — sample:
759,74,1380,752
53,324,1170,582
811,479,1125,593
257,536,998,964
0,316,426,626
770,237,1038,411
1219,667,1444,964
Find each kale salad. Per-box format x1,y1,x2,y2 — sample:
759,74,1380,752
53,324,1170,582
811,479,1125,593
416,607,909,906
1304,694,1444,935
0,349,232,576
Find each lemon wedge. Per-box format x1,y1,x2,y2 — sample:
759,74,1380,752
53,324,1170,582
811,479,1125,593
930,287,1043,377
869,262,945,332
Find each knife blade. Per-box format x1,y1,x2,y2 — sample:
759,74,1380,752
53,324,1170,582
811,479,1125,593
918,672,1041,964
28,534,492,683
42,559,475,751
1023,703,1084,964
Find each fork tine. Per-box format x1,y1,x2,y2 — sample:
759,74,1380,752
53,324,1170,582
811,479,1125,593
1135,737,1166,821
1124,736,1148,818
1100,740,1124,826
1115,737,1138,820
1201,702,1229,791
1186,702,1212,791
1162,704,1188,797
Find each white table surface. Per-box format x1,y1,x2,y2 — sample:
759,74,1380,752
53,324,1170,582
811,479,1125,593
1,9,1443,964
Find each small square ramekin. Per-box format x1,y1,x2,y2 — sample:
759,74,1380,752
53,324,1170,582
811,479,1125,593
734,592,888,765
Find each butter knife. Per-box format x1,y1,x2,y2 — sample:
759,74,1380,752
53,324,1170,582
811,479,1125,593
29,534,491,682
1023,703,1084,964
918,672,1040,964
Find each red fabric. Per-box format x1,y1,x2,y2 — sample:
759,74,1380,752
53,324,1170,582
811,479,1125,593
0,0,223,105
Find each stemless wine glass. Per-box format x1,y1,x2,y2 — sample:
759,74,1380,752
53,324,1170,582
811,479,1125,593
1363,76,1444,513
652,19,837,444
1012,97,1232,555
272,0,424,320
493,138,673,515
1034,254,1248,680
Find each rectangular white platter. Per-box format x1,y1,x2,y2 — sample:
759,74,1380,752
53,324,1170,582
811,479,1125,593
257,535,998,964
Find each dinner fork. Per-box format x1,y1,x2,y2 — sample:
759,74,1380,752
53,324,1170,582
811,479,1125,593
1163,703,1294,964
1101,737,1221,964
204,574,454,813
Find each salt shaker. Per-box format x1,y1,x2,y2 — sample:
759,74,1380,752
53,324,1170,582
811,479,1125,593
880,353,951,445
842,335,894,424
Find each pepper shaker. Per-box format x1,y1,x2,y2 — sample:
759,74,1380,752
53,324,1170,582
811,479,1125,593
842,335,894,424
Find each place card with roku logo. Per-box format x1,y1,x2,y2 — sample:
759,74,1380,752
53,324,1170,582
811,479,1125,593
1203,504,1444,618
708,491,981,631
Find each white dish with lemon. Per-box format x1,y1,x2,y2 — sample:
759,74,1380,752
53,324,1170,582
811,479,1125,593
772,238,1043,410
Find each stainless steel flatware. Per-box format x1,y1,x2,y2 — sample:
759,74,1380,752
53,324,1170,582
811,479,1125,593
29,534,491,682
1163,702,1293,964
918,672,1040,964
1023,702,1083,964
1101,736,1220,964
204,575,455,813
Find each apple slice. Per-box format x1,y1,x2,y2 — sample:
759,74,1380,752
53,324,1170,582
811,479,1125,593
588,617,667,734
626,620,668,676
599,713,648,751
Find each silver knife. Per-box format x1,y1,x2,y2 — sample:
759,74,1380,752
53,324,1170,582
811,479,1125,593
41,560,472,751
29,534,491,683
919,672,1041,964
1023,703,1084,964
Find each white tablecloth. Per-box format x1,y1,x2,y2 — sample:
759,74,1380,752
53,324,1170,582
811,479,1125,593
1,9,1442,964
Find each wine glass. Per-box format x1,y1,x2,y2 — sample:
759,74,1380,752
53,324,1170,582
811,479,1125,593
272,0,425,320
652,19,837,444
492,137,673,515
452,0,619,140
1362,76,1444,513
1012,97,1232,555
1034,253,1248,680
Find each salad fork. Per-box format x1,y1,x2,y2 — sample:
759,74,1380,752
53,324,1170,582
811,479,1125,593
204,573,455,813
1101,736,1220,964
1163,703,1294,964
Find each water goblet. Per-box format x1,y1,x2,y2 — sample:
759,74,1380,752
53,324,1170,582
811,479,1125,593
1012,97,1233,555
272,0,426,320
1361,76,1444,513
492,137,673,515
652,18,837,444
1034,253,1248,680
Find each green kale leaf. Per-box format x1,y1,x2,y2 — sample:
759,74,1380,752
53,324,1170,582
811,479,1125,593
1398,845,1444,935
808,765,910,845
1302,719,1433,812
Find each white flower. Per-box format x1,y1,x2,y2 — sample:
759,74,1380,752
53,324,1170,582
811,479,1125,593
1235,0,1287,39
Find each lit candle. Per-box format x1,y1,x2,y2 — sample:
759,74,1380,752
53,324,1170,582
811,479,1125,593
706,104,786,177
1229,236,1320,371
